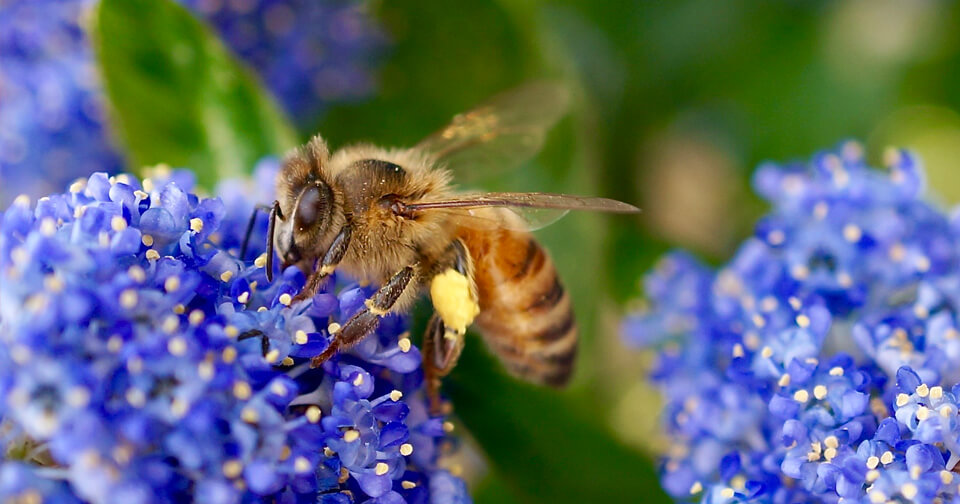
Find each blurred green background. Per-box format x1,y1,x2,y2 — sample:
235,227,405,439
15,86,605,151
90,0,960,502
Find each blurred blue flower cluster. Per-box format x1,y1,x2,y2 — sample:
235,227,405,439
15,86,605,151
625,142,960,503
179,0,383,122
0,0,124,208
0,160,468,504
0,0,382,207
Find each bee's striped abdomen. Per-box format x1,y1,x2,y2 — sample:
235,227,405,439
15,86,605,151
459,226,578,386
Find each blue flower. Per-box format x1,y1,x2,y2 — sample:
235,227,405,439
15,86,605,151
0,0,124,207
1,0,382,207
0,161,469,503
626,142,960,502
178,0,384,124
0,463,82,503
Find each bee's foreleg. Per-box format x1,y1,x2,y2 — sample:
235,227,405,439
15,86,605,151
423,313,464,416
293,225,352,303
240,203,276,260
310,264,415,367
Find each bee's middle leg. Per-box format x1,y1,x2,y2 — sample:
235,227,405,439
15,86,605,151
310,264,416,367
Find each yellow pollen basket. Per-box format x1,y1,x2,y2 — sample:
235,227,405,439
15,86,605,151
429,269,479,334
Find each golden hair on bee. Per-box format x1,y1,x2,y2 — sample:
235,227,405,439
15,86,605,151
244,82,639,414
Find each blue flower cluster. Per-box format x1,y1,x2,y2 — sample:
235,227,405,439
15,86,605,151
0,0,382,207
0,161,469,504
179,0,383,124
625,142,960,503
0,0,125,207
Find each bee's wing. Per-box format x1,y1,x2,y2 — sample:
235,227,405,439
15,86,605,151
414,82,570,181
430,207,570,232
406,192,640,232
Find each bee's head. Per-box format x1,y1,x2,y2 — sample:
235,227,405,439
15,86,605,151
267,136,339,280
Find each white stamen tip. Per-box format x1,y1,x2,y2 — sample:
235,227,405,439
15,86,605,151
896,393,910,407
901,482,918,500
264,349,280,363
306,406,322,423
294,330,309,344
222,460,243,479
233,381,252,400
168,337,187,356
164,276,181,292
111,215,128,231
294,456,312,473
241,407,259,423
120,289,138,309
813,385,828,400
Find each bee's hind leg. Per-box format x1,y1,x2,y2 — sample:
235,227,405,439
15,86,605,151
310,264,416,367
423,313,465,416
421,240,475,415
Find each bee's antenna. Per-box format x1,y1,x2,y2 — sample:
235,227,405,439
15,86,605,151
266,201,281,282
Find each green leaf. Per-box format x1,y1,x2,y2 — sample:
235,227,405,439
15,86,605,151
447,341,670,504
471,474,525,504
93,0,297,188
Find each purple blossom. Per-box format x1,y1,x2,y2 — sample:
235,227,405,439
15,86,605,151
178,0,384,123
626,142,960,502
0,0,124,207
0,0,382,207
0,161,469,503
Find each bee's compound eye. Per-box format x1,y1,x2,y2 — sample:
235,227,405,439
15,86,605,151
295,185,326,231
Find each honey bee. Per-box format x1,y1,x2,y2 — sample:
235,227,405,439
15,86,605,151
255,82,638,412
